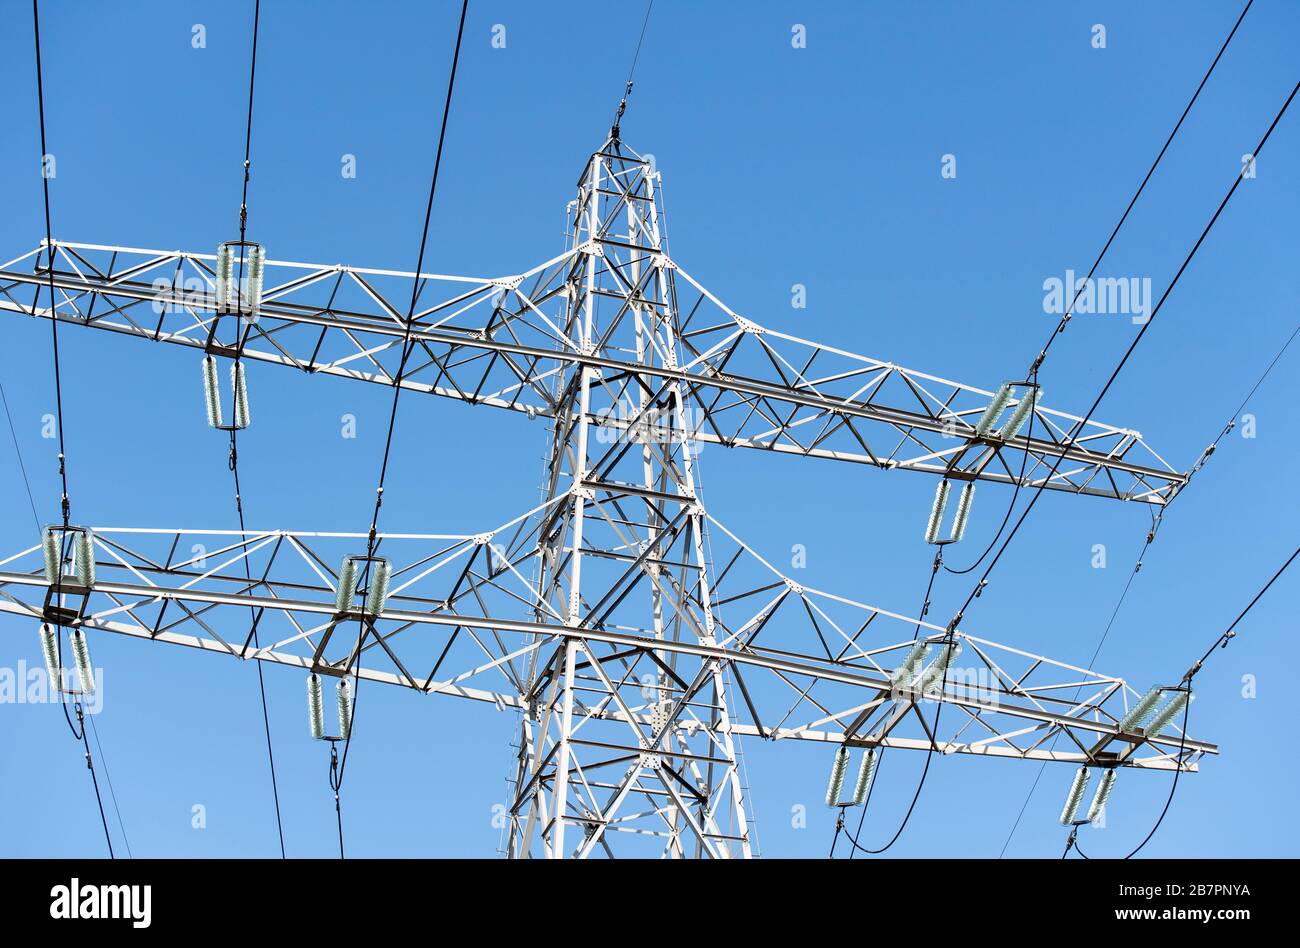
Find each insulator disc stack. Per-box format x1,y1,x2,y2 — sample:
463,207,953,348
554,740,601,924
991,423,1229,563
307,674,325,740
825,745,850,807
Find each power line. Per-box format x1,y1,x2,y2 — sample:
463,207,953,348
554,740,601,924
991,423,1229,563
840,378,1036,853
1120,546,1296,858
1120,693,1192,859
999,318,1299,856
74,700,114,857
626,0,653,87
1122,546,1299,859
852,3,1248,847
998,534,1146,857
838,661,955,858
0,379,40,528
947,79,1299,635
30,0,69,525
1182,545,1299,682
86,713,133,859
213,0,286,859
32,0,118,860
1024,0,1254,378
859,4,1255,848
847,744,885,859
3,376,134,859
6,367,130,857
330,0,471,854
610,1,654,137
831,550,952,857
955,0,1252,576
5,1,1285,863
944,372,1039,575
1063,546,1296,859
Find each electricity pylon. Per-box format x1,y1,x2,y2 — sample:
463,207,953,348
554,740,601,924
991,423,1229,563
0,137,1212,858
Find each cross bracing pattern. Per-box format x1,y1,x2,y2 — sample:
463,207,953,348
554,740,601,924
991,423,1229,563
0,159,1184,505
1,138,1213,858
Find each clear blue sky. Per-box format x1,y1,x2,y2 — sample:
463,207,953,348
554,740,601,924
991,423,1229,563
0,0,1296,858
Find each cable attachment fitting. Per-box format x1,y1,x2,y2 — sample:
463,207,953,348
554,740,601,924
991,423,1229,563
611,80,633,141
1063,824,1079,857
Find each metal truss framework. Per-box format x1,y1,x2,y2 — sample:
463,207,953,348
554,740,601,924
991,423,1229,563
0,175,1185,504
0,139,1211,858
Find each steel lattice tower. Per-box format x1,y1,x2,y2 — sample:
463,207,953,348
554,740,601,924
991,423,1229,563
0,135,1215,859
507,140,751,857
